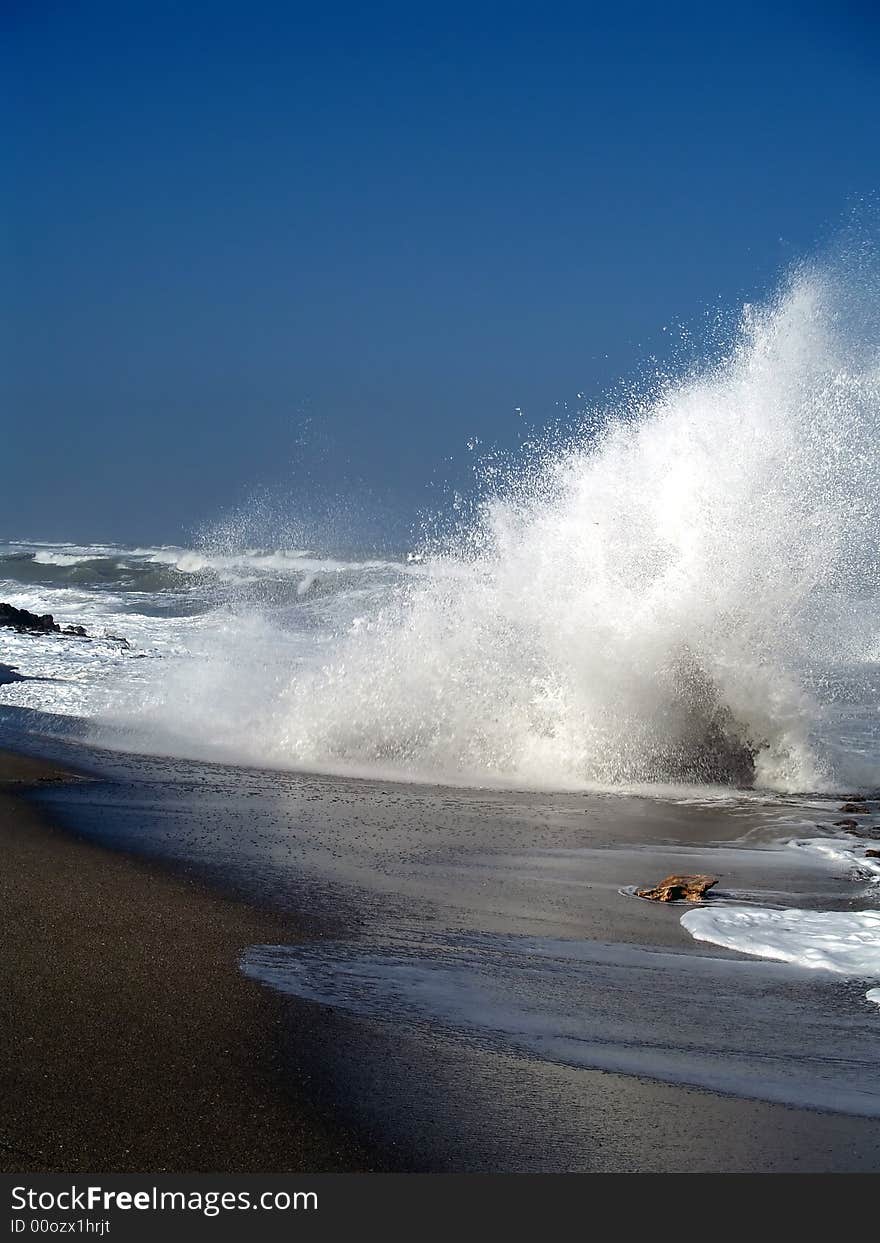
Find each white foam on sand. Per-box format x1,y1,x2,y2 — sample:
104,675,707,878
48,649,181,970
681,905,880,1007
786,836,880,880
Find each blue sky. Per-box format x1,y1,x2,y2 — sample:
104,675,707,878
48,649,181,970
4,2,878,547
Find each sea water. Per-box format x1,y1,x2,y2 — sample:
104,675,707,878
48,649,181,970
4,243,880,1044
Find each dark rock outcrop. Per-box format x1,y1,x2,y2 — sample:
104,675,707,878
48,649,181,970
1,602,59,632
650,651,759,788
0,602,87,638
636,874,718,902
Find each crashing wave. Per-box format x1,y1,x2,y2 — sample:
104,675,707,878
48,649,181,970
97,246,880,793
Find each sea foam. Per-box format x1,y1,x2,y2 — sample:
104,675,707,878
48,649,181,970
681,906,880,1006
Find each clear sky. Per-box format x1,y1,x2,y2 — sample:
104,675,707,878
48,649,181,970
4,1,878,547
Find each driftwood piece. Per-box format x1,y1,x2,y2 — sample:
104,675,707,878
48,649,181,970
636,874,718,903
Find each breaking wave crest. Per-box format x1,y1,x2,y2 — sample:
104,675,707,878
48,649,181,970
101,253,880,793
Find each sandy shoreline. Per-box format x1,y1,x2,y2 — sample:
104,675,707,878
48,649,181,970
0,749,380,1173
4,739,880,1173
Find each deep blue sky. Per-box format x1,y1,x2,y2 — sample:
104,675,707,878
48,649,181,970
4,1,878,547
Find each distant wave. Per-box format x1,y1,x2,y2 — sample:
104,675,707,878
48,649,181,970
32,551,108,567
2,542,409,581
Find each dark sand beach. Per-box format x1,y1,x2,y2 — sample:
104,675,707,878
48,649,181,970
0,750,380,1173
3,731,880,1173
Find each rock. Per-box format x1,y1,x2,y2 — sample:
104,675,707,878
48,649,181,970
840,823,880,840
865,849,880,859
0,602,59,633
834,819,860,829
652,652,759,788
636,874,718,902
0,602,87,638
840,803,868,813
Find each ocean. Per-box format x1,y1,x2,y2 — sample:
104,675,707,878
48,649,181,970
4,261,880,796
3,256,880,1153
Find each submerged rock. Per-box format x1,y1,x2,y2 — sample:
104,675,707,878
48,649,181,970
841,822,880,840
636,874,718,903
834,819,860,829
651,650,759,788
840,802,869,813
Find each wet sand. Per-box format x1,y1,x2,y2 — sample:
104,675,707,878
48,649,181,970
0,750,380,1173
3,738,880,1172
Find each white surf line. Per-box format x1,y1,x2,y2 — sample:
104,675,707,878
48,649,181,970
682,817,880,1009
681,905,880,1007
784,835,880,880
